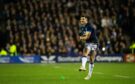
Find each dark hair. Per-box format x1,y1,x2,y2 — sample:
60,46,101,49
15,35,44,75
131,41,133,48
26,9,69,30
80,16,88,19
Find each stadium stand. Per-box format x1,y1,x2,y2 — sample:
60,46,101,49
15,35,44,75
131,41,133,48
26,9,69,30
1,0,135,56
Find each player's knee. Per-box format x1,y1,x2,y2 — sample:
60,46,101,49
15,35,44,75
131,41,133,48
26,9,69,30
83,49,90,56
83,53,88,56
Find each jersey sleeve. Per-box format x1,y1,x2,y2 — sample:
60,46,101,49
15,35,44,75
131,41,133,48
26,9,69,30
86,26,92,33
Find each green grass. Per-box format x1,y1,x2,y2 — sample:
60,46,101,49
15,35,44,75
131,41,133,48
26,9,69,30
0,63,135,84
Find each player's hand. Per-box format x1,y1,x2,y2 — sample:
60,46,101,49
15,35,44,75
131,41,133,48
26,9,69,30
79,36,85,44
79,36,85,41
79,36,83,40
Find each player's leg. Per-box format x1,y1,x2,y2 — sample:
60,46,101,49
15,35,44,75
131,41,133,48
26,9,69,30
79,47,90,71
84,50,97,80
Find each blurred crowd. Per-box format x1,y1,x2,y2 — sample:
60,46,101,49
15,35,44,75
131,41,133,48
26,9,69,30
2,0,135,56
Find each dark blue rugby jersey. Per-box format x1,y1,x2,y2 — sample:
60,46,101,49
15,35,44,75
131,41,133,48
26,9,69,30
80,23,98,43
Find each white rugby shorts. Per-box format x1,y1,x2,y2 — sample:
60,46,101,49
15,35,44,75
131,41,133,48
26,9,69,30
85,43,98,51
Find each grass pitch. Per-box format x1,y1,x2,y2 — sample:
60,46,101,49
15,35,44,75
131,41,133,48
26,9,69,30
0,63,135,84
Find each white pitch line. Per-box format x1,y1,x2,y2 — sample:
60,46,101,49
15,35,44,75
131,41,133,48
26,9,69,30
113,75,130,78
94,72,131,79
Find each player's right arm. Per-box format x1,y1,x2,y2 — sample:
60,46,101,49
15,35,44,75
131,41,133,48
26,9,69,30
80,31,91,41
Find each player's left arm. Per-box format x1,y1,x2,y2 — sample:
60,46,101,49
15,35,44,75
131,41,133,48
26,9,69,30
80,31,91,40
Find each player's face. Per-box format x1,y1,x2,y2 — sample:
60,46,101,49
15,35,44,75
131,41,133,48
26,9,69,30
80,17,88,25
